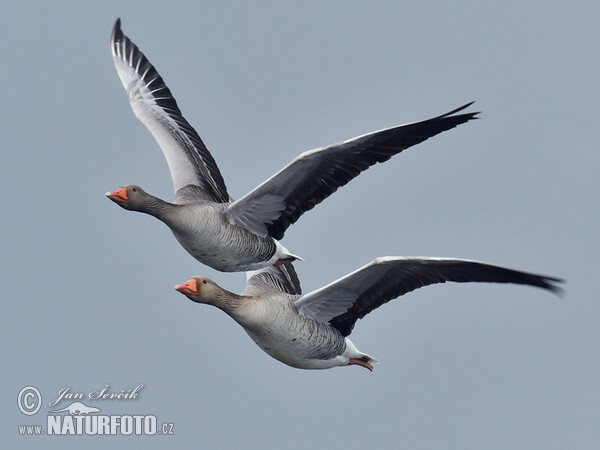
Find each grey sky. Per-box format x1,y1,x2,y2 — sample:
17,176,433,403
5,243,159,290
2,1,598,448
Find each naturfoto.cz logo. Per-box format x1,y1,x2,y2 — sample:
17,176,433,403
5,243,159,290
17,384,174,437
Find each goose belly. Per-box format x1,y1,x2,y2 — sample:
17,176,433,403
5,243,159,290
168,208,276,271
243,318,347,370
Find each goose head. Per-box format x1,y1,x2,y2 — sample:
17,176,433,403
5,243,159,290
105,185,151,212
175,277,228,307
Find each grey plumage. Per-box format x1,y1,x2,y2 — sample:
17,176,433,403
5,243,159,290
176,258,563,370
107,19,478,272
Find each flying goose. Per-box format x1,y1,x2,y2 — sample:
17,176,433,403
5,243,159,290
107,19,478,272
175,258,563,370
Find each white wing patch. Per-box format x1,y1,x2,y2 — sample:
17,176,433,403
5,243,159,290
110,20,229,203
227,193,286,236
113,50,200,193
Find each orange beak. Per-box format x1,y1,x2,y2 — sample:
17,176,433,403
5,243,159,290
105,188,128,203
175,279,198,296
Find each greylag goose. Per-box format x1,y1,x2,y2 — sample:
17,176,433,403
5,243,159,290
107,19,478,272
175,258,563,370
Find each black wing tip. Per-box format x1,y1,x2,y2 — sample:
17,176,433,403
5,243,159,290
111,18,123,47
112,18,121,35
543,276,566,298
441,101,481,120
450,100,475,113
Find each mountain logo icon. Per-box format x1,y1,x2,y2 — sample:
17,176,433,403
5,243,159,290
49,401,101,415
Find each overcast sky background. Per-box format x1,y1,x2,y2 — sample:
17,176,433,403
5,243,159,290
2,1,598,448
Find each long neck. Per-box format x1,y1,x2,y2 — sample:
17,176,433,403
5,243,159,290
141,194,175,221
212,289,246,315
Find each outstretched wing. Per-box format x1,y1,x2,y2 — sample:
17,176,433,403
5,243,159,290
110,19,229,203
243,261,302,296
295,257,564,336
227,103,478,238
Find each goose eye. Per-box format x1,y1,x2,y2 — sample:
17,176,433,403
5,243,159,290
202,279,207,285
131,187,137,192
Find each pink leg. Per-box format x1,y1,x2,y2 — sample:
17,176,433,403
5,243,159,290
274,258,294,267
349,358,373,371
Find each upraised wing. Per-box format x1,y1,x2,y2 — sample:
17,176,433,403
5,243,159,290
244,261,302,297
110,19,229,203
227,103,478,238
295,257,564,336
